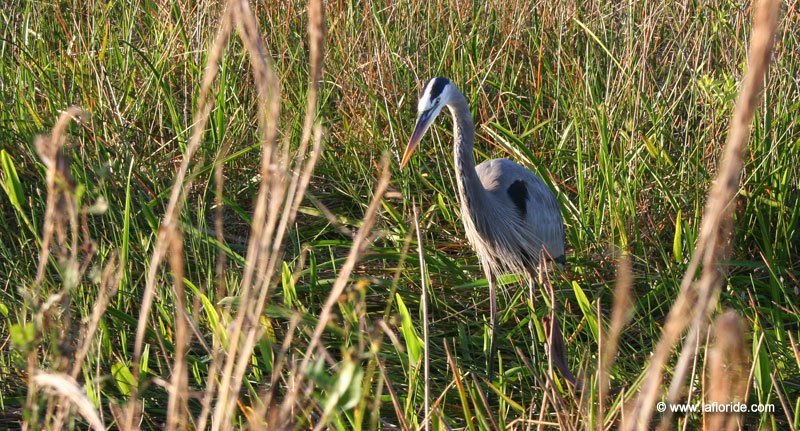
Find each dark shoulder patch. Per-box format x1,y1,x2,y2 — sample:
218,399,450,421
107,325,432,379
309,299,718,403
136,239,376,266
507,180,528,218
427,77,450,99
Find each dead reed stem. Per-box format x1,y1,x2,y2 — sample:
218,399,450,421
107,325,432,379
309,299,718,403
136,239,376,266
597,255,633,430
206,0,326,429
34,106,85,287
166,223,190,431
131,3,235,421
26,107,88,431
32,372,105,431
704,311,748,431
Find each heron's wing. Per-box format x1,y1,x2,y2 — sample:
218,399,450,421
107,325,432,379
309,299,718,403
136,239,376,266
476,158,565,262
520,167,565,260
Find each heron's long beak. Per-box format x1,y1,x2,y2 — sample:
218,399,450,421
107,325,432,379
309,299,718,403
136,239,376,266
400,110,433,169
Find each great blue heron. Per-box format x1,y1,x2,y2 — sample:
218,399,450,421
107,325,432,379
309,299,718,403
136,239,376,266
401,77,575,385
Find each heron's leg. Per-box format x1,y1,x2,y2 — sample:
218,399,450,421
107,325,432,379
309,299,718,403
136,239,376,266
541,275,577,386
486,268,498,382
544,312,577,385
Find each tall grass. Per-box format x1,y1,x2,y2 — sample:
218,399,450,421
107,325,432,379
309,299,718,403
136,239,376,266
0,0,798,429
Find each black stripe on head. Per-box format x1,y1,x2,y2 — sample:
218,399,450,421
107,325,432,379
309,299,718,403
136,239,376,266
426,77,450,99
507,179,529,218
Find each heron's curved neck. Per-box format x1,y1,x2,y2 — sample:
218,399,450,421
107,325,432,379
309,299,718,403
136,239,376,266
447,89,485,207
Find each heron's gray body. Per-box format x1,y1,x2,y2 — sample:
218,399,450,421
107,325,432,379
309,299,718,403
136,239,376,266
465,158,565,274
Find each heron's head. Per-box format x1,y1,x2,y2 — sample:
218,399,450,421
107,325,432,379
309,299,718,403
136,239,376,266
401,77,454,169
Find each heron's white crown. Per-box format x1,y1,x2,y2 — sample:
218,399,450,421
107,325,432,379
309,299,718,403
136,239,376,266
417,77,452,114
